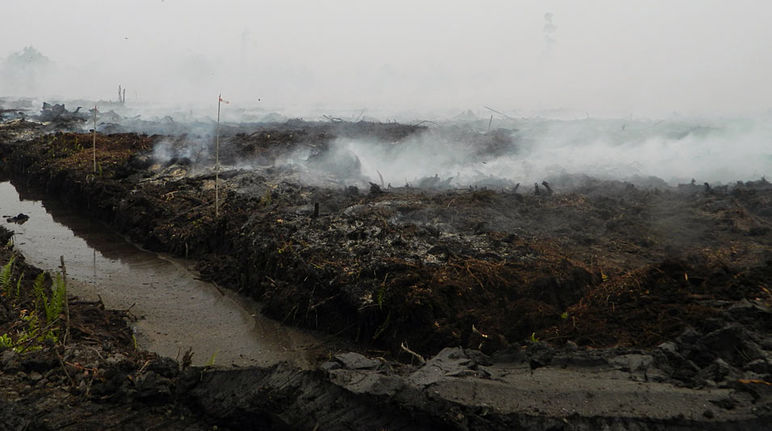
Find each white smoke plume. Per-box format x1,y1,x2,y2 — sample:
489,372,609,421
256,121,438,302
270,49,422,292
283,116,772,188
2,1,772,117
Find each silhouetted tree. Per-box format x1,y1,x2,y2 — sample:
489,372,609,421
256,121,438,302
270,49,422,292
1,46,53,94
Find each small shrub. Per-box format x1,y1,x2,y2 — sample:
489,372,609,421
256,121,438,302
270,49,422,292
0,333,12,349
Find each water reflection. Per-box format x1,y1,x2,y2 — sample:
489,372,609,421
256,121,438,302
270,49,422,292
0,180,320,367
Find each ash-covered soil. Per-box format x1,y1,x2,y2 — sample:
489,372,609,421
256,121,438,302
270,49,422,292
0,109,770,429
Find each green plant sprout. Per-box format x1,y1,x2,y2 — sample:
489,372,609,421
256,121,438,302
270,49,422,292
0,259,68,352
206,351,218,367
0,256,15,295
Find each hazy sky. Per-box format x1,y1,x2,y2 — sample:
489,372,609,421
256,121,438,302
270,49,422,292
2,0,771,116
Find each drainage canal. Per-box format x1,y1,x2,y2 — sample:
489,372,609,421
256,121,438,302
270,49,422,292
0,180,321,367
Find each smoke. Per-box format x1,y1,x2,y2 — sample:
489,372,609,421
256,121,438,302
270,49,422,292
2,1,771,188
2,1,772,117
0,47,54,96
543,12,557,49
282,116,772,188
508,117,772,185
151,136,211,166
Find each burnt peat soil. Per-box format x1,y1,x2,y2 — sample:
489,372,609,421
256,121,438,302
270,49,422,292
0,117,770,429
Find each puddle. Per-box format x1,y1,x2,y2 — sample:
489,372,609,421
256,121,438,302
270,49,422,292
0,180,322,367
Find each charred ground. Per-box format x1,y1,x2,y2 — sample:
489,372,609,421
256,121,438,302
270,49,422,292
0,113,770,429
2,123,769,355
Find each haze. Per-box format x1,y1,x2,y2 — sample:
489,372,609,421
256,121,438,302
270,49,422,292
2,0,772,117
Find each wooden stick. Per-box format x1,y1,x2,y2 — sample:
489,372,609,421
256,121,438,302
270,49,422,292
400,341,425,365
60,256,70,346
92,106,97,173
215,95,221,218
483,105,516,120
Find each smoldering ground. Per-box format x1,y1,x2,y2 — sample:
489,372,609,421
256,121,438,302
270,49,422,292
146,114,771,190
3,1,771,189
8,97,769,189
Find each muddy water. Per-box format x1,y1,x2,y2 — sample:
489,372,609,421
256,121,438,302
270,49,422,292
0,181,321,367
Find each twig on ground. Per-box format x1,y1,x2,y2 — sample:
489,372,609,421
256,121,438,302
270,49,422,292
400,341,425,365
